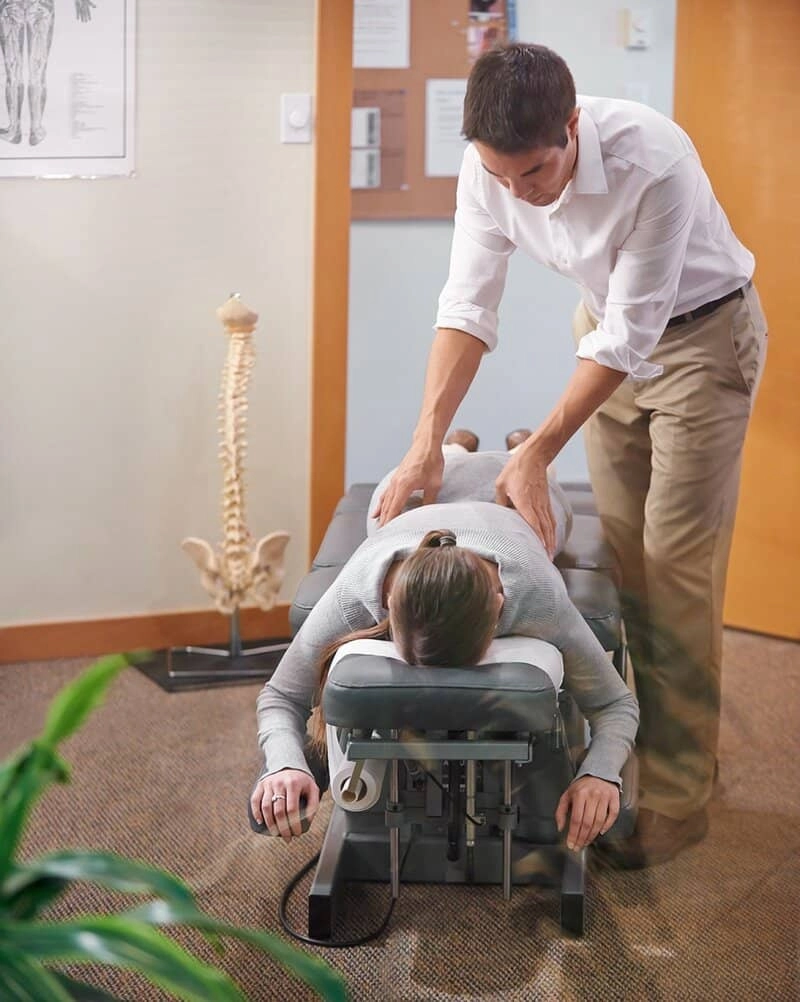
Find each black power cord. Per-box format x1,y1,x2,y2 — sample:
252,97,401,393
278,830,415,948
277,760,486,947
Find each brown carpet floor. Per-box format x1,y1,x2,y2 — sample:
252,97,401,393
1,628,798,1001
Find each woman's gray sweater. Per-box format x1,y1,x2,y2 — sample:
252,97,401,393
256,452,639,787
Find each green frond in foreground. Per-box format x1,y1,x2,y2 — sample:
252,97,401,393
0,654,350,1002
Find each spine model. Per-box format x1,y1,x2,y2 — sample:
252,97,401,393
182,295,289,615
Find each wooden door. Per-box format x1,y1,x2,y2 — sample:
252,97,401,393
310,1,353,559
675,0,800,638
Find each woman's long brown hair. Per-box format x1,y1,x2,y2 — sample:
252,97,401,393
309,618,391,752
308,529,497,755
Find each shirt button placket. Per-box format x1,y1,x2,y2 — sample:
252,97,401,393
552,213,571,273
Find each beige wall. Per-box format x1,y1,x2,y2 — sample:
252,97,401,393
0,0,315,626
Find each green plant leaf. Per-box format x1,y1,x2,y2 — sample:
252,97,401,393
0,944,74,1002
2,872,68,920
1,852,226,951
0,745,70,881
0,656,129,880
50,972,125,1001
125,900,351,1001
40,654,131,747
5,851,199,910
2,916,246,1002
0,755,20,801
0,747,69,805
0,655,346,1001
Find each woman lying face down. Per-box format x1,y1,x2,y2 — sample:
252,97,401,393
251,447,638,856
375,528,502,668
251,529,504,835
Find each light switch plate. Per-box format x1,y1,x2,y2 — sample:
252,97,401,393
280,93,312,144
623,8,652,50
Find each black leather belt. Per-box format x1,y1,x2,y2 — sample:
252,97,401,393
666,281,751,328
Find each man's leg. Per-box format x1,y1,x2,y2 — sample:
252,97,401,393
578,289,765,864
633,288,767,819
0,2,26,143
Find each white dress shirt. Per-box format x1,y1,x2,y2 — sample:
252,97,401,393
436,96,755,378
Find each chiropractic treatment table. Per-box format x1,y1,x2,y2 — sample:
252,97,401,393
286,482,638,938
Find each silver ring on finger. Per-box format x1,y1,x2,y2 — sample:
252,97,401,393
271,794,286,804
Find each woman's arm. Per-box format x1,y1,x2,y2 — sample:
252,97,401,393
543,589,639,786
255,580,369,778
545,593,639,850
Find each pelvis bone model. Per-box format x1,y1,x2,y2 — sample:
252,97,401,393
182,295,290,615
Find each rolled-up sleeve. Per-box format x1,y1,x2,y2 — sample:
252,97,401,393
435,153,516,351
575,154,702,379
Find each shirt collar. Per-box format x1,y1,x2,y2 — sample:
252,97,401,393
572,102,608,195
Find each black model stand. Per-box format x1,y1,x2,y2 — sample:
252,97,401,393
136,609,290,692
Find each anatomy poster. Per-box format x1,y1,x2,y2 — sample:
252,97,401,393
0,0,135,178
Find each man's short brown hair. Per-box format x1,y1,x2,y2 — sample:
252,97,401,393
463,43,577,152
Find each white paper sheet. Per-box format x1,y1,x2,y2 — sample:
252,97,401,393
0,0,135,178
353,0,410,69
425,79,468,178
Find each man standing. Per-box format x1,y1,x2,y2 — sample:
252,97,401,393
374,43,767,867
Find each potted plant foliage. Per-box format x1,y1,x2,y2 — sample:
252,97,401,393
0,653,349,1001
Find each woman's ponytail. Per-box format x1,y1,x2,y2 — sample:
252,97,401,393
419,529,457,549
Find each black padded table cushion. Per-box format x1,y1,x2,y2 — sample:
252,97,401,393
323,654,559,732
554,514,621,588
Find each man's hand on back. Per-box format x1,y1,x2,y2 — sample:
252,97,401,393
372,442,445,526
495,442,557,557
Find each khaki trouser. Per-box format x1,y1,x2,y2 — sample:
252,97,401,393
574,285,768,818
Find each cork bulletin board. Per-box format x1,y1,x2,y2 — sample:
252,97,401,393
351,1,514,220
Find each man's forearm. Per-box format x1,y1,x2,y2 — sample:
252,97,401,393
412,328,486,450
526,358,627,463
